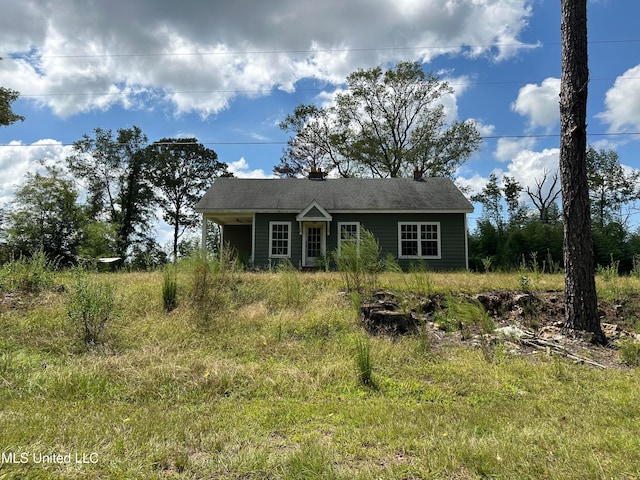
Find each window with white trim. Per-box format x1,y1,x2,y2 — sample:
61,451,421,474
269,222,291,257
338,222,360,251
398,222,440,258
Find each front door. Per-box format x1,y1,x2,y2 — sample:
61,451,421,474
303,223,325,267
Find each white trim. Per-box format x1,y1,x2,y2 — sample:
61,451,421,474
337,222,360,252
302,222,326,267
398,222,442,259
268,221,292,258
251,213,256,265
201,215,208,252
296,200,333,222
464,213,469,270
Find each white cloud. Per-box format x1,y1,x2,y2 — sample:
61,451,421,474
597,64,640,133
1,0,536,118
511,77,560,130
227,157,274,178
456,173,488,198
472,120,495,138
0,140,73,205
494,137,537,162
461,147,560,204
500,147,560,204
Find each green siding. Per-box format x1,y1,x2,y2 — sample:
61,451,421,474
222,225,252,263
254,214,302,268
332,213,468,270
252,212,468,270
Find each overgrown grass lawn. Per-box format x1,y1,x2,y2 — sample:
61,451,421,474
1,270,639,479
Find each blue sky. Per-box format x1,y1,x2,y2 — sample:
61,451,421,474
1,0,639,246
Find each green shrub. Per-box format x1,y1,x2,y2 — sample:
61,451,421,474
354,335,374,387
275,260,304,308
162,267,178,312
435,295,495,336
406,260,433,297
619,339,640,366
187,247,238,327
332,228,381,294
598,255,620,281
67,270,119,346
0,250,56,294
433,309,459,333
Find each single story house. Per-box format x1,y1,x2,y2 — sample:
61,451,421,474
194,171,473,270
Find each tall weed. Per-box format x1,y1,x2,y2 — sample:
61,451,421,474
187,246,237,327
598,254,620,282
162,266,178,312
435,295,495,336
332,228,381,295
354,335,374,387
406,260,433,297
275,260,304,308
0,250,56,294
619,339,640,367
67,270,119,346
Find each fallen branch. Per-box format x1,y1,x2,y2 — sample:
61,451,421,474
520,337,607,369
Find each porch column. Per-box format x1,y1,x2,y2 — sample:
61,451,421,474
201,215,208,252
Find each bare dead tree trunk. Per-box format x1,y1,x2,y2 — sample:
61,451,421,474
559,0,606,344
526,169,561,224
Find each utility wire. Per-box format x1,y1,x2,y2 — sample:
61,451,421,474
14,73,640,99
5,38,640,60
2,132,640,148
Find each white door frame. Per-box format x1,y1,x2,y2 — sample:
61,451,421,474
302,222,326,267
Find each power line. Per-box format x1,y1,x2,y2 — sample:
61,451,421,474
5,38,640,60
14,75,640,99
2,132,640,149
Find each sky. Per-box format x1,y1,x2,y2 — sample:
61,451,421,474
1,0,639,247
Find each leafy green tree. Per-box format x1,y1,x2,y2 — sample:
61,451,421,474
472,173,504,231
5,166,83,263
275,104,356,177
129,239,168,270
277,61,481,178
587,146,640,230
146,138,230,261
0,86,24,127
1,59,24,127
77,221,118,259
503,175,527,226
592,222,631,271
66,126,156,258
469,219,502,270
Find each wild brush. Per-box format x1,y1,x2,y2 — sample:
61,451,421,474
619,339,640,366
354,335,374,387
0,250,56,294
162,267,178,312
67,270,118,345
333,228,381,294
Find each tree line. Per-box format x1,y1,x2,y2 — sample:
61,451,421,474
0,127,230,266
1,60,484,268
2,60,638,279
470,146,640,273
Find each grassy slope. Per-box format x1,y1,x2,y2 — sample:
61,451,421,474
1,270,639,479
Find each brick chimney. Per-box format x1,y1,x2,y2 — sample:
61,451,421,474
413,167,424,180
308,166,325,180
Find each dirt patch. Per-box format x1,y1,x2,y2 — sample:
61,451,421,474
362,290,640,369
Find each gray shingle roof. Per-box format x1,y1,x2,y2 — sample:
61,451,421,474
195,177,473,213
